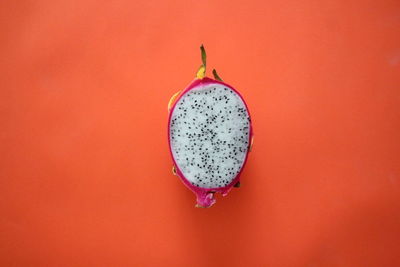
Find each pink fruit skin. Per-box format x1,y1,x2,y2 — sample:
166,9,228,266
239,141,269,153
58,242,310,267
168,77,253,207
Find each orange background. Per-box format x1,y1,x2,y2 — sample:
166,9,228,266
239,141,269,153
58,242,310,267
1,0,400,266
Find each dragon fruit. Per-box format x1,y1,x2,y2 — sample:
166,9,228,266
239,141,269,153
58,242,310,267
168,45,253,207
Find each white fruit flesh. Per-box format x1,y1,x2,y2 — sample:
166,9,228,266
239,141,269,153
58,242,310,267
169,83,250,188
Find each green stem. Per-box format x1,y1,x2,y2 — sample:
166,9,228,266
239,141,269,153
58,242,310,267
196,45,207,79
200,44,206,68
212,69,223,81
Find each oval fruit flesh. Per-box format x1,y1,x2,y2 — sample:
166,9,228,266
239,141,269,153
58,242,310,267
169,82,251,189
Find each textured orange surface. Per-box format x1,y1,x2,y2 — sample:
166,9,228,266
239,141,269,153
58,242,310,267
1,1,400,266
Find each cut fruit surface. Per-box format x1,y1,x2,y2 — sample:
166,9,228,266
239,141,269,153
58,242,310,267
169,80,251,189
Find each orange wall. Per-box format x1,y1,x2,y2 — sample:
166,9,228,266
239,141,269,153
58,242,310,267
1,0,400,266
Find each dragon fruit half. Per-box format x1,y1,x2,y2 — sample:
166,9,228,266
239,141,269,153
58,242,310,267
168,45,253,207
